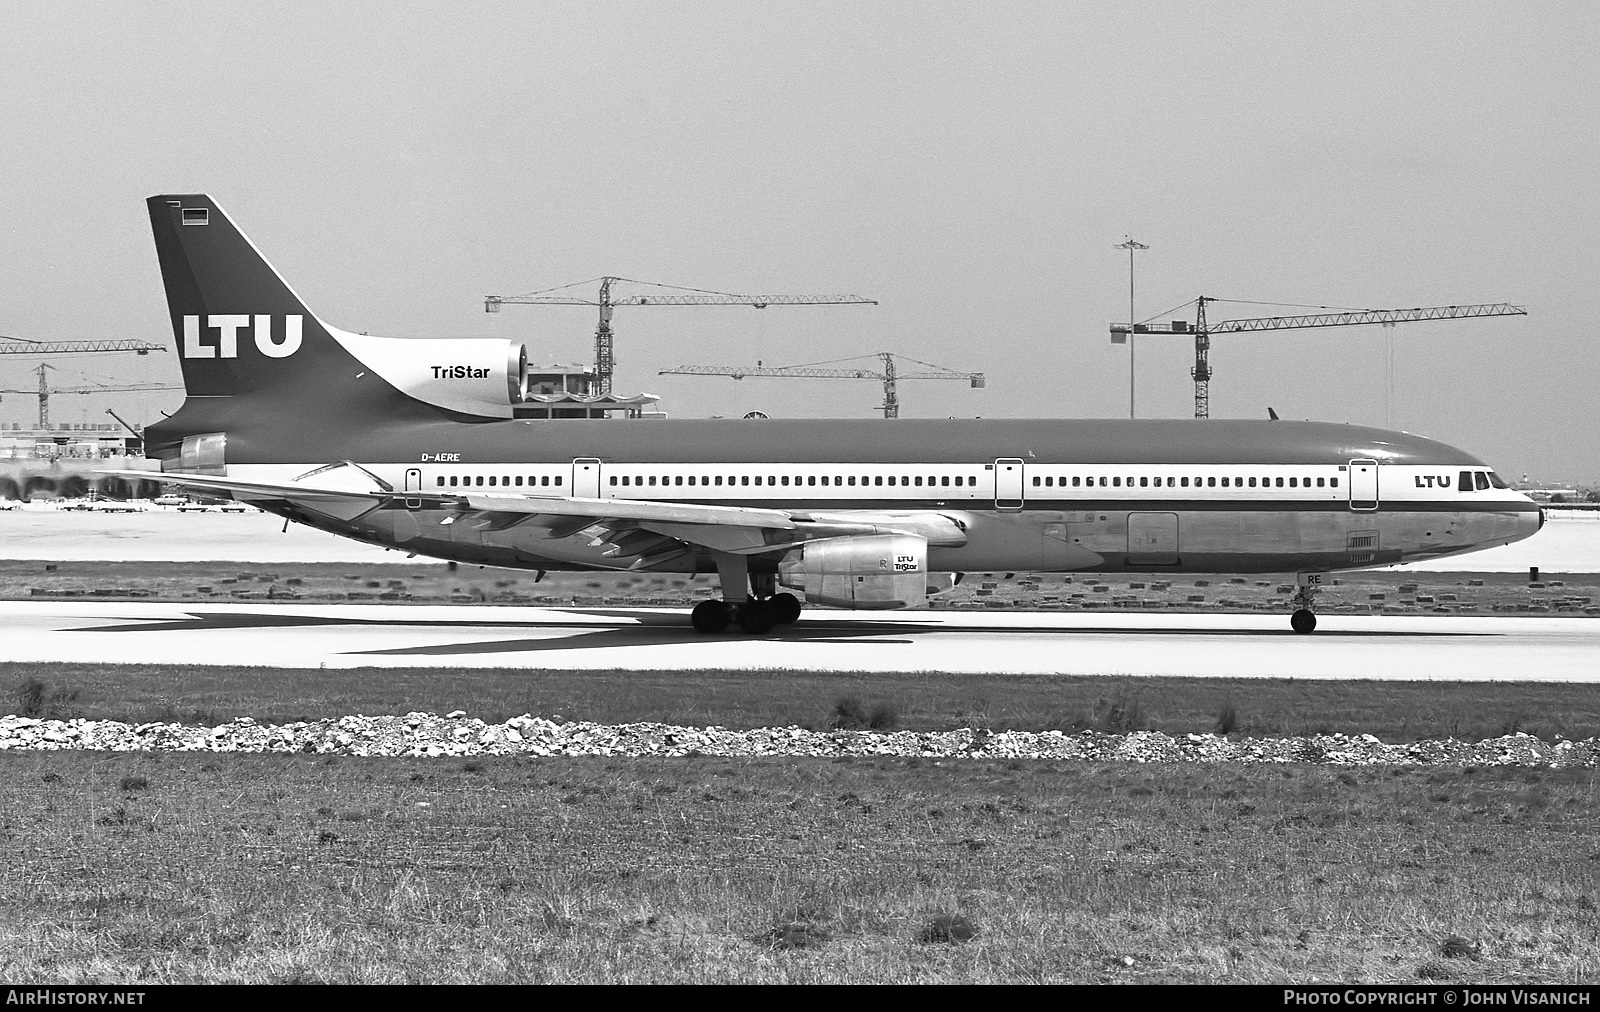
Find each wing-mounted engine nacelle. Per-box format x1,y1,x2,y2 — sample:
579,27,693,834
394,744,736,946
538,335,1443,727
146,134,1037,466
331,331,528,418
778,533,928,610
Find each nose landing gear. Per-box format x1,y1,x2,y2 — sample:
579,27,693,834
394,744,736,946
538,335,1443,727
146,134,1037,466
1290,573,1323,634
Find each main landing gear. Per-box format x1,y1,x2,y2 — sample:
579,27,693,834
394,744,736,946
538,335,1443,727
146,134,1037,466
690,593,802,635
1290,572,1323,634
690,555,802,635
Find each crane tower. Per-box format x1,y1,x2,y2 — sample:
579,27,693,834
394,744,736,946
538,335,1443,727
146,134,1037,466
1110,299,1528,418
486,277,876,395
659,352,985,419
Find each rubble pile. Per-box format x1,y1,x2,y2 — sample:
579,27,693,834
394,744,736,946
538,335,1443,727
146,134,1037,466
0,712,1593,766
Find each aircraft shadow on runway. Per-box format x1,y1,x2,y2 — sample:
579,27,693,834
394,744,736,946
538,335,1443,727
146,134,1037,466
73,608,1486,658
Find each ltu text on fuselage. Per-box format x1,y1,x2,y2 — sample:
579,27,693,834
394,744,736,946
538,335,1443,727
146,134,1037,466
117,195,1543,635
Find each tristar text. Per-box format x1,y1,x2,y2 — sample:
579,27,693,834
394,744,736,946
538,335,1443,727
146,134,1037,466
181,315,302,360
431,366,493,379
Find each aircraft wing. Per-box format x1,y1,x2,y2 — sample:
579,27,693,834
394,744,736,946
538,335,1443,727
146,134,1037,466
98,467,967,559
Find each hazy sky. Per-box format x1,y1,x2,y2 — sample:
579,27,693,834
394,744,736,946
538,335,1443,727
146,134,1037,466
2,2,1594,480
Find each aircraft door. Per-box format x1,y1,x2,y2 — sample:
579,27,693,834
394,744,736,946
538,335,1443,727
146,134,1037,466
404,468,422,509
1128,512,1179,565
1348,459,1378,511
994,458,1024,511
572,458,602,498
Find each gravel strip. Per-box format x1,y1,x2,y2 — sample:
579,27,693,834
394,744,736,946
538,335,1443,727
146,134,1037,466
0,713,1593,766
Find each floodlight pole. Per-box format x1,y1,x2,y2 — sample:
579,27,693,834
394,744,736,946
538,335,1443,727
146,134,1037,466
1114,237,1148,419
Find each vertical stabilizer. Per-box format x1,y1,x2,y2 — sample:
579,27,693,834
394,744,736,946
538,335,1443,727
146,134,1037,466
147,194,360,399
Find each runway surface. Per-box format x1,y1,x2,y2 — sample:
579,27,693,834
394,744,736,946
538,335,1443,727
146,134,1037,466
8,600,1598,680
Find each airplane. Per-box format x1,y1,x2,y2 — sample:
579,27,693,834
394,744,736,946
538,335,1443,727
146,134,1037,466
111,194,1544,635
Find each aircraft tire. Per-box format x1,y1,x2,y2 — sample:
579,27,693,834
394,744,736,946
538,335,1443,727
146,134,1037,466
736,599,778,635
770,592,802,624
691,600,732,634
1290,609,1317,635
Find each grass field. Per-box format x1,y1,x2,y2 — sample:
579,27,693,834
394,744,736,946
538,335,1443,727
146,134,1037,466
1,751,1595,983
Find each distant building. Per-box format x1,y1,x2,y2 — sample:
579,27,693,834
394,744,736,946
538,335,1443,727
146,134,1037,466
0,422,137,460
517,363,665,419
1515,474,1580,502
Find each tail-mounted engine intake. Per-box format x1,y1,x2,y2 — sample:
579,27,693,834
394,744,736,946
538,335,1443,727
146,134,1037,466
331,333,529,418
778,533,928,610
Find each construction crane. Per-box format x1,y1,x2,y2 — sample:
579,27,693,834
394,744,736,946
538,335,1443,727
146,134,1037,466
0,336,164,355
659,352,985,419
485,276,876,395
0,364,181,429
1110,298,1528,419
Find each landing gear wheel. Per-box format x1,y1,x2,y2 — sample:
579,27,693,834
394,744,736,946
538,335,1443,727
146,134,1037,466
736,599,778,635
691,600,732,634
770,592,802,625
1290,609,1317,635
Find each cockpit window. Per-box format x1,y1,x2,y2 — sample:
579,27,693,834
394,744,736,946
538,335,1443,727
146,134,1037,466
1459,471,1475,493
1487,471,1509,489
1475,471,1490,491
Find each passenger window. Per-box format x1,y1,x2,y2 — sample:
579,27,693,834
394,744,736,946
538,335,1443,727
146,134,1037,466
1288,478,1296,488
608,477,617,487
1139,477,1148,487
942,476,950,486
1208,477,1215,487
1476,471,1490,491
741,476,749,486
901,477,909,486
1276,478,1283,487
807,477,816,486
1316,477,1324,487
1329,478,1337,488
1032,477,1040,487
715,476,723,486
487,476,496,487
848,476,857,486
436,476,444,487
875,476,883,486
1248,478,1257,488
542,476,550,486
1113,477,1121,487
